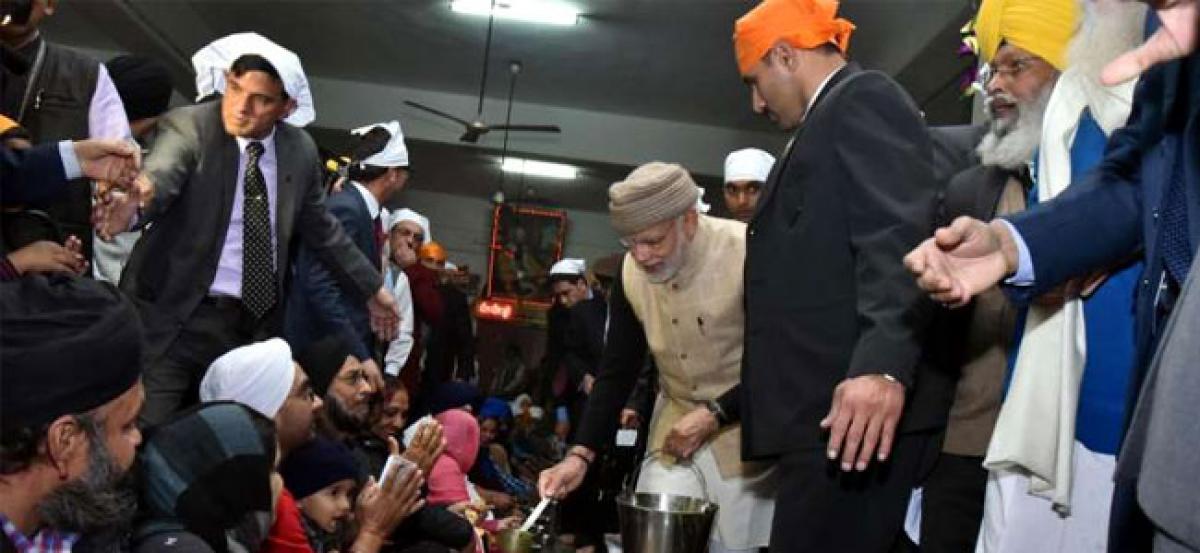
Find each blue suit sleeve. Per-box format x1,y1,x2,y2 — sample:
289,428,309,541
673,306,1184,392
299,195,373,360
1,142,70,207
1003,70,1154,301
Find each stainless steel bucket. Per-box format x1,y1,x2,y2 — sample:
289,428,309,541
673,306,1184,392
615,451,719,553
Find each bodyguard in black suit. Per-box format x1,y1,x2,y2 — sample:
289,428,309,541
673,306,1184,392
286,121,411,362
98,48,398,426
732,1,951,550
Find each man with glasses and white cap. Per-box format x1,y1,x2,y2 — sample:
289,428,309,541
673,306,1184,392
94,32,398,426
722,148,775,222
287,120,412,371
384,208,444,396
540,162,776,553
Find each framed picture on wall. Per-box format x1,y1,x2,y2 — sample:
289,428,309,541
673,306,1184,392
485,204,567,305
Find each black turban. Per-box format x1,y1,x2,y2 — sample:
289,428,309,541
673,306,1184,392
295,332,359,398
106,55,173,122
0,275,143,431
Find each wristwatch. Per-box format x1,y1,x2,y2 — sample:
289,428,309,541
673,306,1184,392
703,399,729,426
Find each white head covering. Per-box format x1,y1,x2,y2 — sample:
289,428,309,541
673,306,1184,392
199,338,295,418
191,32,315,127
724,148,776,183
549,258,586,277
351,120,409,168
445,262,458,271
509,394,533,416
387,208,432,242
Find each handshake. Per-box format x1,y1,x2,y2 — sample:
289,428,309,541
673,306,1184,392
76,139,155,241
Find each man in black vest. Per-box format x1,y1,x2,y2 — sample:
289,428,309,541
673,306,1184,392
731,0,952,550
1,0,131,264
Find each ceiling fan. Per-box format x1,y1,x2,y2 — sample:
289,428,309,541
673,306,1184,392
404,1,561,144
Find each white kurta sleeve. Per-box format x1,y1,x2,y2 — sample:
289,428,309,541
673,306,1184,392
384,269,416,377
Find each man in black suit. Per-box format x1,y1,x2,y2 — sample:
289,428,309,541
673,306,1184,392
97,35,397,426
286,120,411,365
731,1,950,550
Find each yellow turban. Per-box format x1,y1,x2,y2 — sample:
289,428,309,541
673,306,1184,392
975,0,1080,71
733,0,856,76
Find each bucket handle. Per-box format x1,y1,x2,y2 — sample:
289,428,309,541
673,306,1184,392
625,449,712,504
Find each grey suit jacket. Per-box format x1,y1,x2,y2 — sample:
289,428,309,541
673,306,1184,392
120,100,382,360
1118,252,1200,549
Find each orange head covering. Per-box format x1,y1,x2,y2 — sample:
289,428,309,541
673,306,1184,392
0,115,18,136
733,0,856,76
419,241,447,264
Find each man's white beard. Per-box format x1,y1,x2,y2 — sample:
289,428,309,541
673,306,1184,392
644,226,690,284
976,85,1053,170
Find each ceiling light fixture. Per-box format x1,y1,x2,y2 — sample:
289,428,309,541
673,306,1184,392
450,0,580,26
501,158,578,179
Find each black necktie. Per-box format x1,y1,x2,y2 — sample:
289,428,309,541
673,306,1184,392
1161,145,1193,288
242,141,275,318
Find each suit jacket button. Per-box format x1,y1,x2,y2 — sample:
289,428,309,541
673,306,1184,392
681,353,688,360
671,318,678,324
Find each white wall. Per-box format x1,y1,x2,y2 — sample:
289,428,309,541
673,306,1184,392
396,188,620,275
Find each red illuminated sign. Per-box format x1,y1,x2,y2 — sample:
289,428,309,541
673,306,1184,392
476,299,516,321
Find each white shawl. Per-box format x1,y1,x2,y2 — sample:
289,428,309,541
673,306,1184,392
982,0,1144,515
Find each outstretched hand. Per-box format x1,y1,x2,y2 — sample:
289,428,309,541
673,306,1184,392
903,217,1018,308
74,139,141,188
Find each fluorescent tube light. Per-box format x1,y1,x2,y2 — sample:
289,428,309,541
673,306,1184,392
450,0,580,26
501,158,578,179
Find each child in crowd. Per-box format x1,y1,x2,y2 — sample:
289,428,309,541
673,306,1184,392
279,438,361,553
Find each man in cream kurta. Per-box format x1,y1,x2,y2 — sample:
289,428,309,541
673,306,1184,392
539,162,775,553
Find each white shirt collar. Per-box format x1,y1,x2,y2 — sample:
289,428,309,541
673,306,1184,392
351,181,382,219
804,64,847,121
234,126,277,155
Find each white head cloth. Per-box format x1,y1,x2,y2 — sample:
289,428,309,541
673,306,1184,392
387,208,432,242
192,32,315,127
199,338,295,418
550,258,586,277
724,148,776,183
351,120,409,168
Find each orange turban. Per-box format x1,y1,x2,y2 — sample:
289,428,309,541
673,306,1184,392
733,0,856,75
419,241,447,264
0,115,19,136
